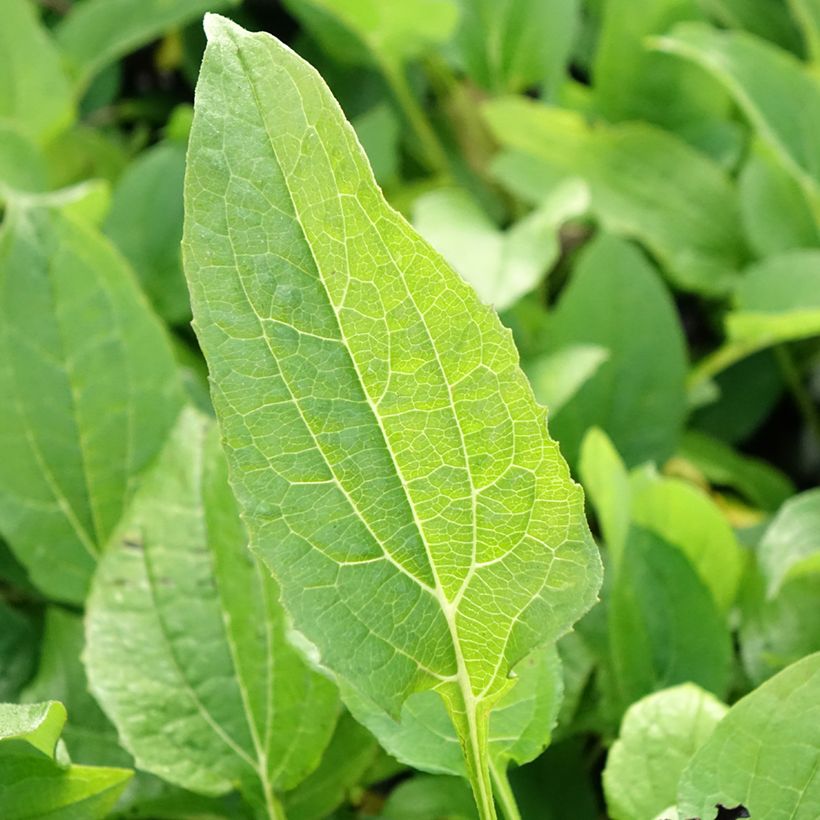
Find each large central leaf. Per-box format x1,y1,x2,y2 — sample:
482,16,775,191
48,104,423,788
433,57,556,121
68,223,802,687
183,15,601,816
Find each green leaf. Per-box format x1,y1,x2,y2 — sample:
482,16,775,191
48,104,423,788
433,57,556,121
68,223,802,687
0,203,184,604
413,181,589,311
0,124,47,196
678,652,820,820
740,568,820,685
524,344,608,417
283,712,378,820
543,234,688,468
380,775,478,820
791,0,820,61
55,0,240,91
656,23,820,215
578,428,630,563
677,430,795,512
593,0,728,129
0,700,133,820
739,141,820,258
0,602,38,702
726,249,820,346
352,103,400,186
341,644,562,778
104,142,191,326
85,408,340,810
0,0,74,143
699,0,802,53
484,98,746,295
630,476,744,611
608,528,732,714
603,684,728,820
183,17,602,819
758,488,820,597
448,0,580,96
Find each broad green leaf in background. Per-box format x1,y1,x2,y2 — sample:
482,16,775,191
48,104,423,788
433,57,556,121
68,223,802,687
608,528,732,714
0,602,38,702
0,203,184,604
678,430,795,511
739,141,820,258
55,0,241,92
0,700,132,820
758,488,820,597
448,0,580,96
413,180,589,311
0,0,74,144
678,652,820,819
791,0,820,61
352,103,400,186
656,24,820,215
183,17,602,818
85,409,340,813
379,775,478,820
0,124,48,196
740,567,820,685
578,428,631,562
540,234,688,469
630,475,744,611
727,250,820,347
484,98,747,295
602,684,728,820
283,712,378,820
699,0,803,53
525,344,609,418
593,0,728,129
104,141,192,326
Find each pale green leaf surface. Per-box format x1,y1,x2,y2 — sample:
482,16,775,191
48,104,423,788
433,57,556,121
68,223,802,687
656,24,820,211
525,345,609,422
603,684,728,820
0,204,184,603
758,488,820,597
283,712,378,820
104,141,191,325
380,775,478,820
413,181,589,311
727,250,820,346
86,408,339,805
578,428,630,564
593,0,728,129
678,430,795,511
740,569,820,685
484,98,746,295
739,142,820,257
449,0,580,95
630,476,744,612
0,701,132,820
543,234,688,468
0,0,74,143
0,124,47,195
55,0,240,91
341,645,562,777
608,528,732,714
183,18,601,813
678,653,820,820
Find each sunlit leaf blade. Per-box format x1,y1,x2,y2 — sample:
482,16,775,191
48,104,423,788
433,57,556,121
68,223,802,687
484,98,746,295
678,652,820,820
0,203,184,603
55,0,240,91
655,23,820,214
183,16,601,815
85,408,339,808
0,701,133,820
603,684,727,820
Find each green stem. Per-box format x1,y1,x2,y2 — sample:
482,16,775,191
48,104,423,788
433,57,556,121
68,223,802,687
461,705,498,820
775,344,820,441
490,759,522,820
379,58,450,176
